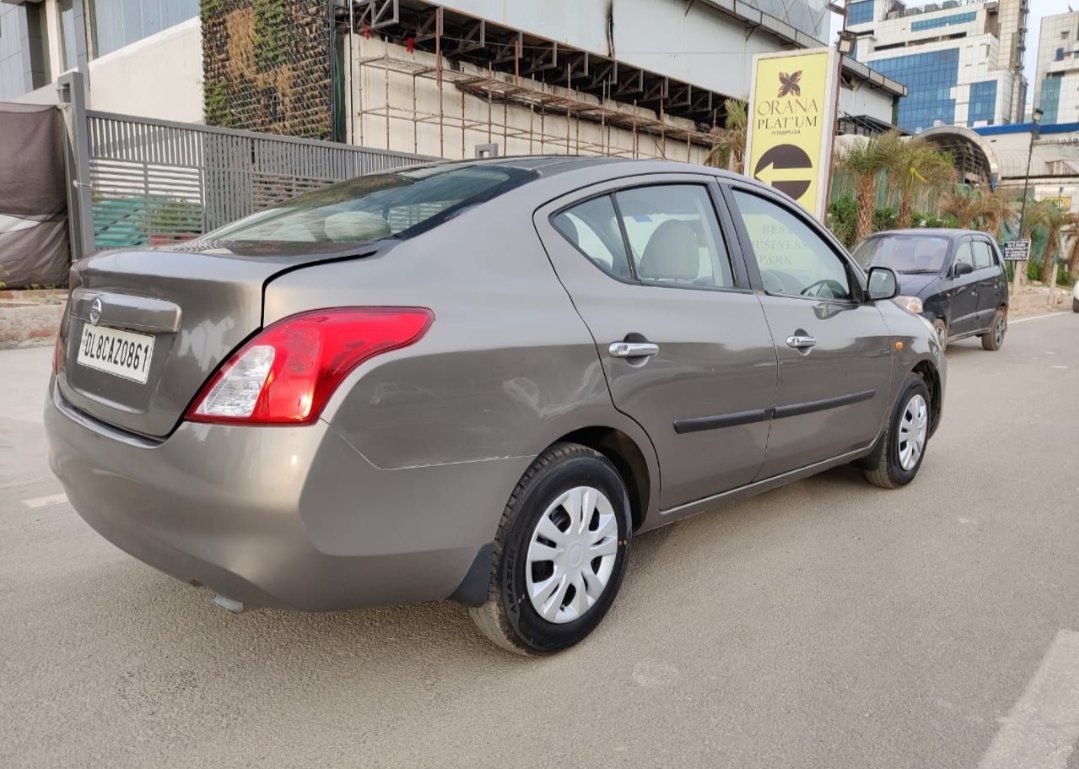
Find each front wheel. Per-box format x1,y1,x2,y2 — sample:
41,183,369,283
932,318,948,351
981,307,1007,351
470,443,631,655
1072,297,1079,313
862,374,932,489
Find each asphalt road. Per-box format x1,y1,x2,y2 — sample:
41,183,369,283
2,313,1078,769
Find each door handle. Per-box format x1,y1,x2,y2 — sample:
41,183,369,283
786,335,817,349
609,341,660,358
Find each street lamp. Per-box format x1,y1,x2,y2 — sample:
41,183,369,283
1014,106,1044,294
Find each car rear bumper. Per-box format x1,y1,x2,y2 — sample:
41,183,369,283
45,383,525,611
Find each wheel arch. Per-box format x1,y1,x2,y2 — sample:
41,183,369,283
550,426,653,532
912,360,943,437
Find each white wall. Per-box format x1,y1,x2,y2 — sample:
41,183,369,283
85,18,203,123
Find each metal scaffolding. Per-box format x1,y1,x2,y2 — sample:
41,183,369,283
355,53,715,161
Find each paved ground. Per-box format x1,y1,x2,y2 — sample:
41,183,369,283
1,314,1077,769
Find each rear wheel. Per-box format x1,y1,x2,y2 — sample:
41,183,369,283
863,374,932,489
932,318,948,351
469,443,631,655
981,307,1007,351
1072,298,1079,313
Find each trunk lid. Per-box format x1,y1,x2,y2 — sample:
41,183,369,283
58,241,378,438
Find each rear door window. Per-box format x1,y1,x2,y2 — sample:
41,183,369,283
971,240,995,270
551,196,632,280
612,185,735,289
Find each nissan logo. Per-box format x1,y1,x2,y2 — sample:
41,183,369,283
89,297,103,326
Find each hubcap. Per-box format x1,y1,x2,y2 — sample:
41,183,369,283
525,486,619,624
995,316,1006,345
897,393,929,471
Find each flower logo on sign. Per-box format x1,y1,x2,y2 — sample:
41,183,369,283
778,71,802,98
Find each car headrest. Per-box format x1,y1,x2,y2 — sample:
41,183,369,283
638,220,700,281
324,211,391,242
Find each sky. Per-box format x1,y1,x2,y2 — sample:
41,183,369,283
829,0,1074,106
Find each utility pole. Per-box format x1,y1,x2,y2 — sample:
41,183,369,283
1014,107,1043,296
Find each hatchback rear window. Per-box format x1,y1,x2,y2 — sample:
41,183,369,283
206,164,537,245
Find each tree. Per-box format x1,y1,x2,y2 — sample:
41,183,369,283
1024,200,1079,281
938,187,985,229
837,133,892,243
978,187,1020,240
887,138,955,228
705,99,747,173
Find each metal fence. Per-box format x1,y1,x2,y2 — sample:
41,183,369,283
84,110,426,251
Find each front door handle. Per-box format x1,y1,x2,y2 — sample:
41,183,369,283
786,334,817,349
609,341,660,358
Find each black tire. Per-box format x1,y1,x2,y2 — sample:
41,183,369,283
1072,298,1079,313
863,373,932,489
932,318,948,351
469,443,631,655
981,307,1007,351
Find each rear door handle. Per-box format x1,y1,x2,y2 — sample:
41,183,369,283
786,335,817,349
609,342,660,358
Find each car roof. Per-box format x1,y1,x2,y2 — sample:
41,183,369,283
397,154,748,183
868,228,991,240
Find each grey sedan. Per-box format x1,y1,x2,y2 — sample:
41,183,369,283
45,157,945,654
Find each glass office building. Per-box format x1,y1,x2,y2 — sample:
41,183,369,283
846,0,1027,133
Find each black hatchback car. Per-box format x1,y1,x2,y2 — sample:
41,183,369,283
853,229,1009,351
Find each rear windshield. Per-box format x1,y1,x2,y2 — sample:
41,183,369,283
206,164,536,245
852,235,951,274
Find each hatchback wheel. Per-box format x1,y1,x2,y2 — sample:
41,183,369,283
932,319,948,351
470,443,631,655
981,308,1007,351
862,373,931,489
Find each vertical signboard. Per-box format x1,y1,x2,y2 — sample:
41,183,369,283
744,48,840,221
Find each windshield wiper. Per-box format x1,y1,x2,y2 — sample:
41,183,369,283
898,269,939,274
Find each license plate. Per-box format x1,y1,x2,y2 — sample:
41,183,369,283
77,325,155,384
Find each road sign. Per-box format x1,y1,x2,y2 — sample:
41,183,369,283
745,48,839,222
1004,240,1031,261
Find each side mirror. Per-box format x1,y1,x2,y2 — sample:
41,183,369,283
953,261,974,277
866,266,899,301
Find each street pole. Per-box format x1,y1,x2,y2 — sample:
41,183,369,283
825,2,853,219
1014,108,1042,296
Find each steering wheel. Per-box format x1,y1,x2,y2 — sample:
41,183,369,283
800,279,847,299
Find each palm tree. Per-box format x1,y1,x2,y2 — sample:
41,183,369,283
705,99,747,173
1025,200,1079,281
887,138,955,228
938,186,985,229
978,187,1020,240
837,134,891,242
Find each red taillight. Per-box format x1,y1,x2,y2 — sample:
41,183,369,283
186,307,434,425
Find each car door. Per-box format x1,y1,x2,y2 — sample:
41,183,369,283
533,177,778,511
971,237,1006,328
945,238,980,336
722,184,893,479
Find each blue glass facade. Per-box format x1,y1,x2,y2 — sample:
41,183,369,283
910,11,977,32
871,48,960,133
968,81,997,125
1040,76,1062,125
848,1,874,26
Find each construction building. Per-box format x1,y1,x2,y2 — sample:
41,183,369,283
1,0,906,163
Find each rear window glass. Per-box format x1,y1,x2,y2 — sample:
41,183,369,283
853,235,951,273
206,164,536,245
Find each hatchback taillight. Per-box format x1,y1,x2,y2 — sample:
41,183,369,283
186,307,433,425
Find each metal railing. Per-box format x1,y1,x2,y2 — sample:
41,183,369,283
83,110,426,251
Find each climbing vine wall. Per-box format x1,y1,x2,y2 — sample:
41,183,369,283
201,0,332,139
